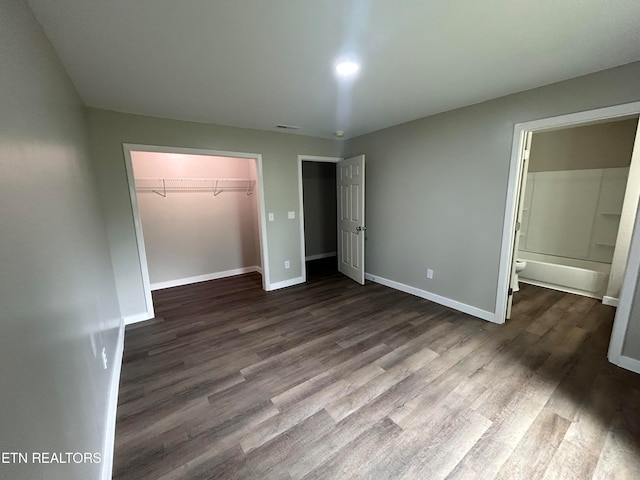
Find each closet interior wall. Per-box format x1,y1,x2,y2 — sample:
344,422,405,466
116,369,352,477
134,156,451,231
131,152,261,289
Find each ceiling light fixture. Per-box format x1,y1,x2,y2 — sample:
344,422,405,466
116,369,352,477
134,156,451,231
335,61,360,76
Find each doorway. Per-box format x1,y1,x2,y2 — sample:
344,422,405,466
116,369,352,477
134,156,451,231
297,154,367,285
123,144,270,321
301,160,338,280
297,156,341,282
497,101,640,372
515,118,638,301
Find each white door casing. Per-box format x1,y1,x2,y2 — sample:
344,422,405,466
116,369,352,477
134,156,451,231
337,155,366,285
506,132,532,319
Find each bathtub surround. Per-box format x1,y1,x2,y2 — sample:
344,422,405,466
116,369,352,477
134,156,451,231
518,167,629,298
522,168,629,263
518,252,612,299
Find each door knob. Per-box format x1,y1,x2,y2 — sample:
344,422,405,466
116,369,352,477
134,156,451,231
356,226,367,232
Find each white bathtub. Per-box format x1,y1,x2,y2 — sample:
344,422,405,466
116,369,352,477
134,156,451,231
518,251,610,299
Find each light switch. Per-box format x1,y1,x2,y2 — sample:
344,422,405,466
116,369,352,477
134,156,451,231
288,211,295,219
268,212,274,222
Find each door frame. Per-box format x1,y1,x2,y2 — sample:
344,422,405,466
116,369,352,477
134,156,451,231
297,155,342,282
608,194,640,374
496,101,640,365
123,143,271,322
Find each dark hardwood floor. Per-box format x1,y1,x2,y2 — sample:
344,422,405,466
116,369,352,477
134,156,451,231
114,273,640,479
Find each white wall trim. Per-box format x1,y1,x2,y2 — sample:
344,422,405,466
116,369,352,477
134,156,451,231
123,312,154,326
609,194,640,371
365,273,497,323
254,154,271,290
602,296,619,307
256,266,263,275
297,155,342,284
614,355,640,375
267,276,305,291
298,155,344,163
151,266,261,290
496,101,640,327
101,318,125,480
122,143,272,312
305,252,337,261
122,146,155,321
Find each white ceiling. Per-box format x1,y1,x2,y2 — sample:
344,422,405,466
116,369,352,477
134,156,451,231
28,0,640,139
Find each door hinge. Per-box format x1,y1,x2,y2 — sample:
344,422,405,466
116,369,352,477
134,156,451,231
523,149,530,161
508,287,513,296
515,221,521,232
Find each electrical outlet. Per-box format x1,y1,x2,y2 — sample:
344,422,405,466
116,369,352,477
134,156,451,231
427,268,434,279
288,211,295,219
268,212,274,222
285,260,290,269
101,347,108,370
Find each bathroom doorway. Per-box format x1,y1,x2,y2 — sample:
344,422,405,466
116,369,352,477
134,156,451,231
499,103,640,322
513,117,639,304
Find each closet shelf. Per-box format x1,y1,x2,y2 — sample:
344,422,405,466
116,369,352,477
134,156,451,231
135,177,255,197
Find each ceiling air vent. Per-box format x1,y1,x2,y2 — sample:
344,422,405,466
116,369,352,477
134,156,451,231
276,124,300,130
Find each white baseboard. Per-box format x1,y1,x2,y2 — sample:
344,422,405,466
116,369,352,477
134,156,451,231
365,273,498,323
151,266,261,291
305,252,337,261
256,266,263,275
102,318,125,480
602,296,619,307
123,312,154,326
610,354,640,375
268,276,305,291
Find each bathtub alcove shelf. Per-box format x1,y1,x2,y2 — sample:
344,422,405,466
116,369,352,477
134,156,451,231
135,177,256,197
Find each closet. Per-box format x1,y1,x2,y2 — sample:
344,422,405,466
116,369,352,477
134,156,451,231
131,151,261,290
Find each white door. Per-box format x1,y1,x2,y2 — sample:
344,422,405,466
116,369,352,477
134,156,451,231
506,132,532,319
337,155,366,285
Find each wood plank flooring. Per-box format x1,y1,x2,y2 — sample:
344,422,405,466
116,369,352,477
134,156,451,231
113,273,640,479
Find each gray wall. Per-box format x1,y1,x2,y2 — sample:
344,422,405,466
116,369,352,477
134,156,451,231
529,117,637,172
0,1,121,479
303,162,337,257
344,61,640,316
87,109,340,318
